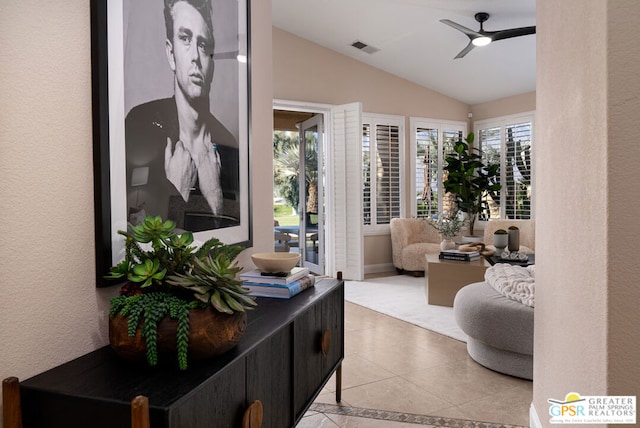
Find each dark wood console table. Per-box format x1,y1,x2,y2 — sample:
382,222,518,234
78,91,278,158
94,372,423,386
15,278,344,428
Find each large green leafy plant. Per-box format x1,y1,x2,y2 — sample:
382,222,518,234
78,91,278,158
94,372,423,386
443,132,501,236
107,216,255,369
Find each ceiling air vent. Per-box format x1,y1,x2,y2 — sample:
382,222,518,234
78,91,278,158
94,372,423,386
351,40,380,54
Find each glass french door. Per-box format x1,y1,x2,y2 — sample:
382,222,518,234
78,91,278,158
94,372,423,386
297,114,324,274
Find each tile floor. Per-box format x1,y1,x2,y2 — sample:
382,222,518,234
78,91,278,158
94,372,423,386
298,294,532,427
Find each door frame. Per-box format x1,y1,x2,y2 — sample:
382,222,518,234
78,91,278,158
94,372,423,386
273,99,364,280
273,100,333,274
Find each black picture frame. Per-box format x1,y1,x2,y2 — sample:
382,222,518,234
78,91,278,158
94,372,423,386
90,0,251,287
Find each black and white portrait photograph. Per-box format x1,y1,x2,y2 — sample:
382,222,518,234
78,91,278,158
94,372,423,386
92,0,250,281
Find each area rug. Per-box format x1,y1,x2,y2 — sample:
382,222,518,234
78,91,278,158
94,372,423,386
344,274,467,342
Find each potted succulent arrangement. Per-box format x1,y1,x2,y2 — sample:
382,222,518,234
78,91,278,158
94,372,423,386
424,210,467,250
106,216,256,370
443,132,501,240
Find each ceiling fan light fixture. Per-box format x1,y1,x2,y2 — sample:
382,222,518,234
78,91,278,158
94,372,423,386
472,36,492,47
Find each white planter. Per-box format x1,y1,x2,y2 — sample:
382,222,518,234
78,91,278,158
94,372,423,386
493,233,508,250
440,239,456,251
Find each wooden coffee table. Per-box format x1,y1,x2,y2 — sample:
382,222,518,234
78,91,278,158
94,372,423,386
425,253,490,307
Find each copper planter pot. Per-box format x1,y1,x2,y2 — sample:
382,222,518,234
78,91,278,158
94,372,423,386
109,307,247,365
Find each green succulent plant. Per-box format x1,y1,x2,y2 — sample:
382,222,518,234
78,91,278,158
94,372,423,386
107,215,255,369
168,254,257,314
494,229,508,235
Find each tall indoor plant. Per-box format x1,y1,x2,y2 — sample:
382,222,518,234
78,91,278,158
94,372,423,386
107,216,256,370
443,132,501,237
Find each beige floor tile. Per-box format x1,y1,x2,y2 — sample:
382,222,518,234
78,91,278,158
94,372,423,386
296,412,340,427
339,376,453,415
419,404,470,421
452,384,533,426
314,390,351,406
326,354,396,390
325,414,427,427
307,291,531,427
355,342,454,376
403,356,532,406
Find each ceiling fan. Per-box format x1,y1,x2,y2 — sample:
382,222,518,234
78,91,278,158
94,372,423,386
440,12,536,59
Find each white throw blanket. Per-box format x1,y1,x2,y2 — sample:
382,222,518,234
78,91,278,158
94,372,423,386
485,263,536,307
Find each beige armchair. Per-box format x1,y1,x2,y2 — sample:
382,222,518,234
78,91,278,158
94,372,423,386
390,218,442,275
482,219,535,254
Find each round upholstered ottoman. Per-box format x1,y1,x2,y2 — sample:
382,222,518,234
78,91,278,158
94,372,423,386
453,281,534,380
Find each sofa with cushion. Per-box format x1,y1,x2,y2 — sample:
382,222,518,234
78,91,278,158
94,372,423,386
390,218,535,275
390,218,442,275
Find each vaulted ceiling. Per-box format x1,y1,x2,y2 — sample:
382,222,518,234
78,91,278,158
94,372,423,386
272,0,536,105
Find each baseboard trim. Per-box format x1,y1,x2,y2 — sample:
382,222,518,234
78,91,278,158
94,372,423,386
530,403,543,428
364,263,395,275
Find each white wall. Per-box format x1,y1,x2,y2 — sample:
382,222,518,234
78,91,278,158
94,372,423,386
0,0,274,421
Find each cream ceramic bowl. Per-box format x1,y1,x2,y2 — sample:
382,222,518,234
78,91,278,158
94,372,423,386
251,252,300,273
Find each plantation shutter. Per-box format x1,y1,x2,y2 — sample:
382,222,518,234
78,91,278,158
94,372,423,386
478,126,501,219
362,114,404,229
415,127,438,218
362,124,372,225
504,122,533,219
410,118,465,218
329,102,363,280
374,124,401,224
477,114,534,221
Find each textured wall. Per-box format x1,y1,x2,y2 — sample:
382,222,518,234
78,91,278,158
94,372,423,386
0,0,273,422
0,0,116,388
604,0,640,396
534,0,640,425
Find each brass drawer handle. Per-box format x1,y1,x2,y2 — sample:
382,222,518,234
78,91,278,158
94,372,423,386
321,329,331,357
242,400,263,428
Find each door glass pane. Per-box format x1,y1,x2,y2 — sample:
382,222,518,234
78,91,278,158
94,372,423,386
273,129,300,253
303,125,320,265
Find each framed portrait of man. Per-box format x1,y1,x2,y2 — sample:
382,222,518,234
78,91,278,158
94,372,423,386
91,0,250,287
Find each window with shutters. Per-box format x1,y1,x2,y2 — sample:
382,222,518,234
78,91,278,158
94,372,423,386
362,114,404,232
476,112,535,220
409,118,466,218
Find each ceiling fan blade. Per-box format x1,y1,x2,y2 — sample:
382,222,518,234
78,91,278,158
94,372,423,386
454,41,476,59
439,19,482,39
490,26,536,42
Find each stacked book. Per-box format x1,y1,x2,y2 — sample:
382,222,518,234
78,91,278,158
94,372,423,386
239,266,315,299
439,249,481,262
